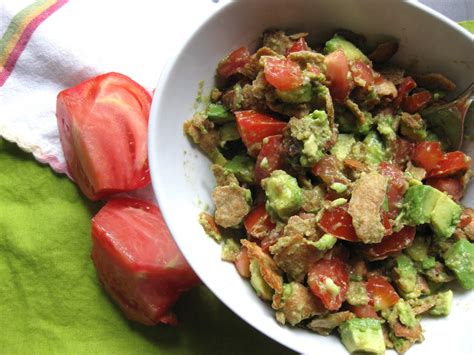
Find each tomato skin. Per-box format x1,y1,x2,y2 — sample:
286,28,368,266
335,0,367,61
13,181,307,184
394,76,416,108
234,247,251,278
367,275,400,311
402,91,432,113
319,205,358,242
91,198,200,325
56,72,151,201
308,258,349,311
361,226,416,260
217,46,250,79
235,111,287,155
426,177,464,201
350,60,374,89
378,163,407,219
459,213,472,229
255,135,285,183
263,57,304,91
286,37,309,54
427,151,470,178
349,304,379,319
244,205,276,238
412,141,443,172
325,49,351,103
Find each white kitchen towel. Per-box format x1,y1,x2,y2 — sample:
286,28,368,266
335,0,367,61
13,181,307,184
0,0,219,173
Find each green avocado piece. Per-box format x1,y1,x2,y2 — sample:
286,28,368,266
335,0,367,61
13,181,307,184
287,109,332,167
444,239,474,289
363,131,386,166
430,194,461,239
224,155,255,184
262,170,302,221
249,260,274,301
219,122,240,145
339,318,385,355
220,238,240,262
346,281,369,306
276,83,312,103
207,103,234,123
405,236,430,262
430,290,453,316
394,254,417,294
314,233,337,251
330,134,356,161
402,185,443,225
324,34,371,64
396,299,417,328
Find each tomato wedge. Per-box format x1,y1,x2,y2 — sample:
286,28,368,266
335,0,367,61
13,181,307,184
56,72,151,201
426,177,464,201
255,135,285,183
319,205,358,242
244,204,276,239
235,110,287,155
234,247,251,278
427,151,470,178
350,60,374,89
325,49,351,103
91,198,200,325
308,258,349,311
361,226,416,260
394,76,416,108
286,37,309,54
217,46,250,79
378,163,407,219
349,304,379,319
412,141,443,172
402,90,432,113
263,57,304,91
367,275,400,311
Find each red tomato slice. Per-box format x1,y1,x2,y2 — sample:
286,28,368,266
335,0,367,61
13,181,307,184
244,205,276,238
263,57,304,91
427,151,470,178
255,135,285,183
234,247,251,278
319,205,358,242
394,138,415,170
367,275,400,310
349,304,379,319
217,46,250,79
394,76,416,108
91,198,200,325
56,72,151,201
325,49,351,103
378,163,407,219
361,226,416,260
426,177,464,201
308,258,349,311
459,213,472,229
412,141,444,172
350,60,375,89
402,91,432,113
286,37,310,54
235,110,287,155
382,211,393,236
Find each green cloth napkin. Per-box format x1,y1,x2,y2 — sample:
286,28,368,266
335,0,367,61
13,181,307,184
0,138,292,355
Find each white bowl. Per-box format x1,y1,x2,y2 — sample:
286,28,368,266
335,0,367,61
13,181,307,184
149,1,474,353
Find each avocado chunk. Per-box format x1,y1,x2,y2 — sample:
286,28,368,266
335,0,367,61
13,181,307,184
330,134,356,161
363,131,386,166
396,299,417,328
346,281,369,306
430,194,461,238
339,318,385,355
249,259,274,301
324,34,371,64
287,109,332,167
314,233,337,251
276,83,312,103
430,290,453,316
224,155,255,184
402,185,443,225
444,239,474,289
262,170,302,221
394,254,417,294
207,103,234,123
